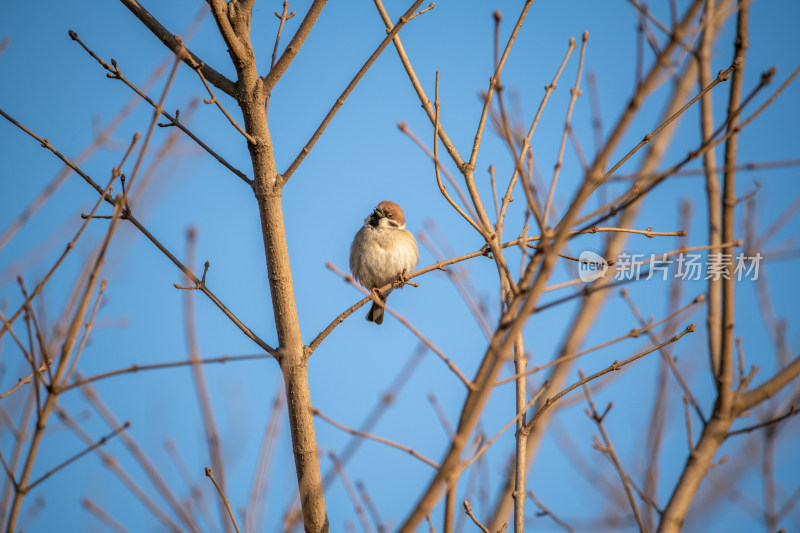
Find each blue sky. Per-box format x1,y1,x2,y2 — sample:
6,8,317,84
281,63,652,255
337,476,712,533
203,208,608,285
1,1,799,531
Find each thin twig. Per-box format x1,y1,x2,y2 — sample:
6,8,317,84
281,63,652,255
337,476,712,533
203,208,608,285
619,288,706,423
245,385,283,533
326,262,474,389
82,497,132,533
77,385,202,532
425,514,437,533
266,1,296,111
427,393,454,439
281,0,429,183
5,188,123,531
0,107,274,354
0,449,17,492
182,228,230,533
0,120,116,338
494,294,702,386
262,0,328,92
468,0,537,167
738,355,800,413
461,384,551,473
191,56,257,144
313,407,439,469
544,240,742,293
610,158,800,181
271,2,296,70
717,1,750,417
397,122,478,221
205,467,241,533
63,279,107,385
628,0,694,55
526,324,696,431
577,64,800,231
62,354,267,392
0,57,154,251
373,0,466,168
683,395,695,452
27,422,130,492
580,371,646,532
68,30,251,184
356,481,386,533
417,230,493,339
463,500,490,533
544,31,588,229
329,452,374,533
528,491,575,533
586,60,738,198
312,228,691,356
122,54,181,199
502,37,576,234
164,440,216,531
0,311,34,369
318,342,427,486
489,166,500,227
0,362,50,400
433,72,483,234
55,409,182,532
117,0,234,94
577,226,686,238
273,343,428,533
0,382,36,527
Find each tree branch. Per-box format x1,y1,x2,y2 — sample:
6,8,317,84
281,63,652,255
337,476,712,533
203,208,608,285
281,0,428,184
263,0,328,92
117,0,235,96
737,355,800,412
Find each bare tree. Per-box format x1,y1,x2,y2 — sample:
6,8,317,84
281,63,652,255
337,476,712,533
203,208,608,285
1,1,798,532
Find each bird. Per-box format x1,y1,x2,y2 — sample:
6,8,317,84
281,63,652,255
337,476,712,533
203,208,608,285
350,200,419,325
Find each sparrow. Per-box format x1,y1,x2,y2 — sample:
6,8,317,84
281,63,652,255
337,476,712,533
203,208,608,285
350,200,419,325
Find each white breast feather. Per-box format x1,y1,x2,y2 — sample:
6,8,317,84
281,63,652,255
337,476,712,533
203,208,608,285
350,226,418,290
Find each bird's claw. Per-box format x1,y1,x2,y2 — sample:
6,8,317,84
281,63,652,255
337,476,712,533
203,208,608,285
397,269,419,288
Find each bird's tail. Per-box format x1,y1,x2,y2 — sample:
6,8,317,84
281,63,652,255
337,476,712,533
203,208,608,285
366,293,387,325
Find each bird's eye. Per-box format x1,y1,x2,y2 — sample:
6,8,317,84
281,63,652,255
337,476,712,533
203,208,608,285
386,212,394,218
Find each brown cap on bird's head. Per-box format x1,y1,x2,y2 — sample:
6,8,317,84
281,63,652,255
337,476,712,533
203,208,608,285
375,200,406,227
